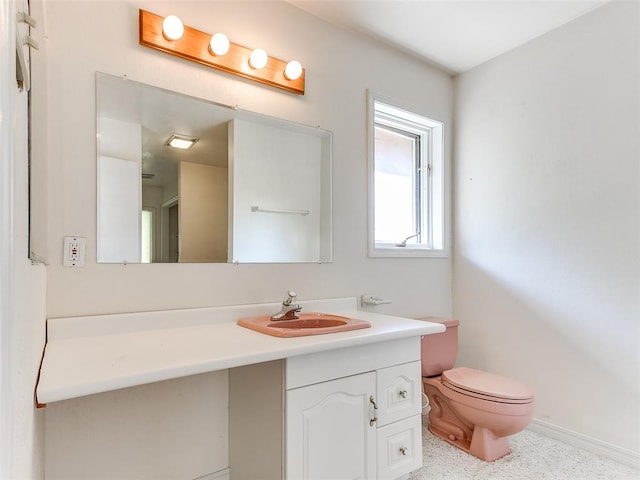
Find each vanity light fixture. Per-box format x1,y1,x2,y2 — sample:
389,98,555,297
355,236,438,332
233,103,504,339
139,9,305,95
209,32,230,56
162,15,184,41
284,60,303,81
165,134,198,149
249,48,268,69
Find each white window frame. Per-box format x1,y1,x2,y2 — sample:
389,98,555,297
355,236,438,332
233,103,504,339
367,91,448,258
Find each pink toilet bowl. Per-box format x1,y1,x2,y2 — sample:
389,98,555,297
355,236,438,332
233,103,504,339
423,367,534,461
418,317,535,461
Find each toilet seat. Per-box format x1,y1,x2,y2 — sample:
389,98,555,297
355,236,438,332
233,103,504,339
441,367,534,404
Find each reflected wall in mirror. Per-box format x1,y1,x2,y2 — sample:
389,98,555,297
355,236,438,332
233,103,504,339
96,73,332,264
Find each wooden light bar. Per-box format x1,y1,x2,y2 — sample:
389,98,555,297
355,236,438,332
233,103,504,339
139,9,305,95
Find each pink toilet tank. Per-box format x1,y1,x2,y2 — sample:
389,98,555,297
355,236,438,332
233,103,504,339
418,317,459,377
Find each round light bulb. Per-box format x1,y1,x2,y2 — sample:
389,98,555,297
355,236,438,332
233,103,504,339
284,60,303,80
249,48,268,69
209,33,230,56
162,15,184,41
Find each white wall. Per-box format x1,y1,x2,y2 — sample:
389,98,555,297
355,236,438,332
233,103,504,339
230,118,322,263
39,0,452,319
179,162,228,263
141,185,162,261
454,0,639,453
33,1,452,478
45,371,228,480
97,156,141,262
97,117,142,263
1,0,47,478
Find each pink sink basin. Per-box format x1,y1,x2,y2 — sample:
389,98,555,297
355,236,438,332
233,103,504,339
237,313,371,338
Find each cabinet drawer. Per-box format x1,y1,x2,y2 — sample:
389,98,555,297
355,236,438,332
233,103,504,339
377,415,422,480
287,337,420,390
376,361,422,426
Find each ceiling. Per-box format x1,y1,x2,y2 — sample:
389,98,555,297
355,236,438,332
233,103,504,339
288,0,610,73
98,73,233,190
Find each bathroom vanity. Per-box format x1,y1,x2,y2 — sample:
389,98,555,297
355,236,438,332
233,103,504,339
286,339,423,479
37,297,445,479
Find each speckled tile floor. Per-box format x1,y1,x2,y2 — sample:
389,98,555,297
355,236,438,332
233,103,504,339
409,417,639,480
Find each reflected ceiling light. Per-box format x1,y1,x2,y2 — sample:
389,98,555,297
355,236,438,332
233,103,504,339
249,48,268,69
165,134,198,149
284,60,303,81
162,15,184,41
209,32,230,56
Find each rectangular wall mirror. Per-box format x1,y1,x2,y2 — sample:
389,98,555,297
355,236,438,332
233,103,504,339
96,72,332,264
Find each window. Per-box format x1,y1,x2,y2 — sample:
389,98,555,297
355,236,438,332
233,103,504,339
368,92,446,257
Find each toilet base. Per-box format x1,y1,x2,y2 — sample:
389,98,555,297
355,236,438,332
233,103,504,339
428,421,471,453
428,420,512,462
423,376,519,462
469,425,511,461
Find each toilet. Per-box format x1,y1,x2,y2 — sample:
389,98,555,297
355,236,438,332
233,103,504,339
419,317,534,461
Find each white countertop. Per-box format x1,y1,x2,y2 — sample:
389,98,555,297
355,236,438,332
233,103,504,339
36,297,445,404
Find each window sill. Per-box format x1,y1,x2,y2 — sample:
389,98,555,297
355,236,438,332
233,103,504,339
369,245,449,259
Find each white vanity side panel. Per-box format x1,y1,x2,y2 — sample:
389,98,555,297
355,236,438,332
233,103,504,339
286,337,421,390
229,361,284,480
44,370,228,480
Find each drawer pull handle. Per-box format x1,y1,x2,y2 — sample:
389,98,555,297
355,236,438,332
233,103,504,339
400,447,408,456
369,395,378,410
399,390,407,398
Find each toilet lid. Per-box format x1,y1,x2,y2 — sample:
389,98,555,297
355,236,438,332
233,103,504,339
442,367,534,403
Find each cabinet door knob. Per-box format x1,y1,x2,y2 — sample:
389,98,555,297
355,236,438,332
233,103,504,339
399,390,407,398
369,395,378,410
400,447,408,456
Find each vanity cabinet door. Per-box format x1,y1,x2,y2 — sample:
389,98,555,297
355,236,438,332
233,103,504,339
286,372,377,480
376,361,422,427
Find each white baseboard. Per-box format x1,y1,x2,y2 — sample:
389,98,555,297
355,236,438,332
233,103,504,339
528,419,640,469
193,468,230,480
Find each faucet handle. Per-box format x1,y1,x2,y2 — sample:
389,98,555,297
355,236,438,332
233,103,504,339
283,290,297,306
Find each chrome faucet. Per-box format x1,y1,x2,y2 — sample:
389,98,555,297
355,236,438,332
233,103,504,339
270,291,302,321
